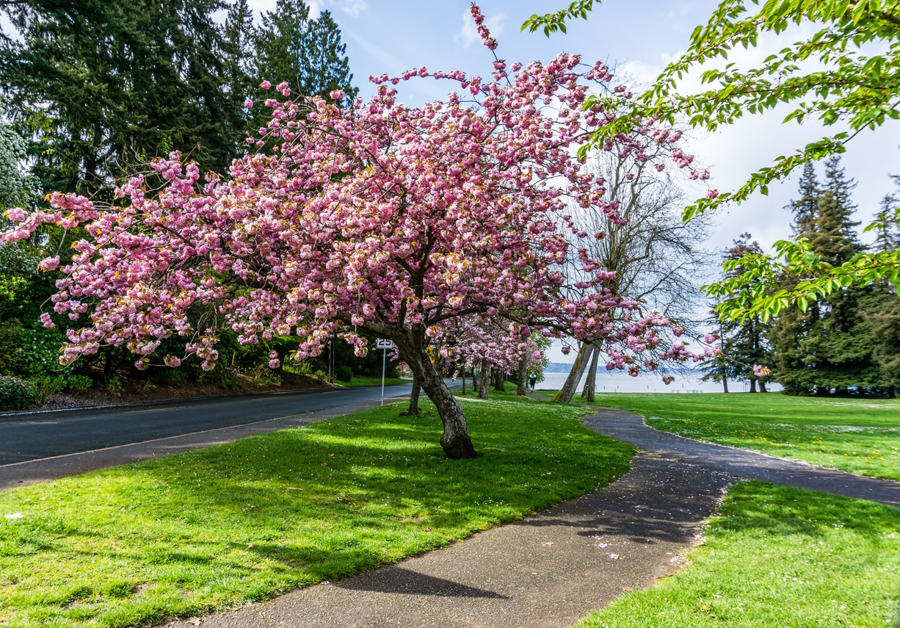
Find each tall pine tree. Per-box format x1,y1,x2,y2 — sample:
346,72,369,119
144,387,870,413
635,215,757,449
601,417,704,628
0,0,248,196
253,1,357,107
770,157,883,395
701,234,772,392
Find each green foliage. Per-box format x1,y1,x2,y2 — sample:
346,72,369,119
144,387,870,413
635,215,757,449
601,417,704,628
701,234,773,391
336,364,353,382
30,375,66,405
0,0,250,195
752,158,892,394
104,375,124,397
0,394,632,627
577,481,900,628
524,0,900,313
65,374,92,395
0,374,35,410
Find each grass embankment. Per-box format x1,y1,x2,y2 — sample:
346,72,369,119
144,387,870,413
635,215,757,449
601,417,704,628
580,393,900,481
577,480,900,628
0,394,633,627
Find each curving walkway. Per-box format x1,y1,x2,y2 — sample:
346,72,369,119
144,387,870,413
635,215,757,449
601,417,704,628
583,407,900,508
166,406,900,628
155,410,900,628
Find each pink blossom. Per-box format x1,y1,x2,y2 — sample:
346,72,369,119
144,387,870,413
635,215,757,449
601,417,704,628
38,256,60,272
260,80,272,90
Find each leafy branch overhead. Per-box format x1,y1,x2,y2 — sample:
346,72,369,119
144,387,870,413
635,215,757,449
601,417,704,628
524,0,900,319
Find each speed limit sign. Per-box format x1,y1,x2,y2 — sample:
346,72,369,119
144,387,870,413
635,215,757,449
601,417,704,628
376,338,394,350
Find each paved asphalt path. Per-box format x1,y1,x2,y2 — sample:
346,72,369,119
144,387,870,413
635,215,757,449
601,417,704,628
0,381,450,491
164,405,900,628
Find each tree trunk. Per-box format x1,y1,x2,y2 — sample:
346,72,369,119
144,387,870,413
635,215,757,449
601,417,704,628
461,365,466,394
402,373,421,415
554,342,592,403
581,344,600,402
516,354,527,397
472,366,478,391
723,377,729,393
760,380,768,393
493,369,505,392
399,340,478,459
749,378,757,393
887,385,896,399
478,360,491,400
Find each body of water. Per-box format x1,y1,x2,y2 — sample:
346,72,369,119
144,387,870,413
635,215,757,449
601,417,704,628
535,370,781,394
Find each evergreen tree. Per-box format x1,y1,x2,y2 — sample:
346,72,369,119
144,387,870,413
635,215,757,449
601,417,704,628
770,157,882,395
0,0,246,196
786,161,820,237
701,234,772,392
253,1,357,106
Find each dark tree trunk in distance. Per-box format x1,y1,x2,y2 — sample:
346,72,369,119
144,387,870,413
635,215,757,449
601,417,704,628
581,344,600,402
461,365,466,394
516,354,527,396
555,343,592,403
402,373,421,415
749,378,757,393
760,381,768,393
494,369,505,392
479,360,491,400
723,377,729,393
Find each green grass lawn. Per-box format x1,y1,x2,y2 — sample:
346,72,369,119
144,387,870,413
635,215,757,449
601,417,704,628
0,394,633,627
331,376,412,387
575,393,900,481
576,480,900,628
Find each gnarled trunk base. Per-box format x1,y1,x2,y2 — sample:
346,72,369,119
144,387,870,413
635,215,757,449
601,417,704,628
397,339,479,459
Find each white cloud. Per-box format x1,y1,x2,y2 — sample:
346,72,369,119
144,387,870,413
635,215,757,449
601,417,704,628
454,9,505,49
333,0,367,17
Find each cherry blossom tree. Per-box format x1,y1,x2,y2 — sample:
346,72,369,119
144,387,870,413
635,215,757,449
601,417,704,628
2,4,698,459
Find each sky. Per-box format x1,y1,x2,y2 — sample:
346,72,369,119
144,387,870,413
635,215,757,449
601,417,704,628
241,0,900,362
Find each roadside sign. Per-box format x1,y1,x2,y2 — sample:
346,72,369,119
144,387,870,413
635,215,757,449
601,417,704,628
377,339,394,405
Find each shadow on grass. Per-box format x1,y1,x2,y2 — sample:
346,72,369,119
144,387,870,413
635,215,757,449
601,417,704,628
0,397,632,627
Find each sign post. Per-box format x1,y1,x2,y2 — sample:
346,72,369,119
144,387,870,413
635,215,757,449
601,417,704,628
376,339,394,406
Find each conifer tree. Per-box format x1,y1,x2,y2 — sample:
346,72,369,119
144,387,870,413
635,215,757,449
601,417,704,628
253,1,357,108
701,234,771,392
0,0,246,195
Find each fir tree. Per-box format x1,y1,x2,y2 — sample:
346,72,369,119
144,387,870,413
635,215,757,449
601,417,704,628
701,234,772,392
786,161,820,237
253,1,357,105
0,0,246,195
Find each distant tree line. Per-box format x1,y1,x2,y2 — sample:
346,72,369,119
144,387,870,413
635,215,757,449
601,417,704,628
703,157,900,397
0,0,364,407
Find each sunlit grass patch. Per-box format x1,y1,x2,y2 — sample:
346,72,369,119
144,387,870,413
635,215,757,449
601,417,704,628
0,393,632,627
576,480,900,627
575,393,900,480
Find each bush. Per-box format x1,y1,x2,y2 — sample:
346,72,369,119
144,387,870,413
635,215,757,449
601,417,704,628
0,375,35,411
32,374,66,404
66,374,93,395
336,365,353,382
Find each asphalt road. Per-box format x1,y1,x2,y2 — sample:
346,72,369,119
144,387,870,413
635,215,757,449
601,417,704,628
0,381,437,466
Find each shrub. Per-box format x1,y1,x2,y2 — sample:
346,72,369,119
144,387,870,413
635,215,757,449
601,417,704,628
105,375,124,397
0,375,35,411
32,374,66,404
337,365,353,382
65,374,93,395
